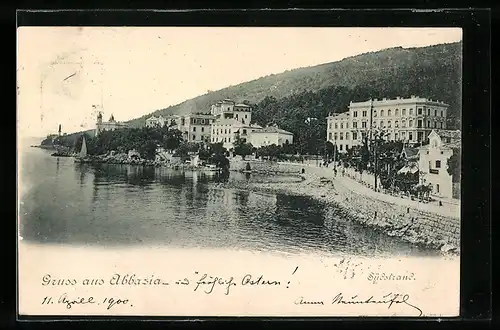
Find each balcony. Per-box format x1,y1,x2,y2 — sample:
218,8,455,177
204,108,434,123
429,169,439,175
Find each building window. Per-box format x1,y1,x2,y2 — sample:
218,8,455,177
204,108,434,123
346,132,350,140
440,122,444,128
340,123,344,129
402,131,406,139
441,110,444,117
329,132,332,140
353,111,358,117
340,144,343,151
388,109,392,116
228,138,231,143
335,123,338,129
212,129,215,134
224,138,227,142
410,108,414,115
245,115,247,119
346,122,349,129
434,121,437,128
229,129,231,134
380,120,384,127
434,110,437,117
427,120,431,128
380,110,384,117
409,119,413,127
427,109,431,116
418,120,422,128
388,120,392,128
437,184,440,193
409,132,413,141
373,121,377,128
224,129,227,134
395,133,399,140
340,132,344,140
374,110,377,117
334,133,338,140
402,120,406,128
193,127,196,132
362,110,367,117
402,109,406,116
243,129,247,135
201,127,205,132
418,108,422,115
362,121,367,128
395,120,399,128
353,121,358,129
395,109,399,116
192,135,196,140
352,132,358,140
436,160,441,168
329,123,332,129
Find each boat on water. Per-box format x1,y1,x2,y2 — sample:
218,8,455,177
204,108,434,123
73,135,88,163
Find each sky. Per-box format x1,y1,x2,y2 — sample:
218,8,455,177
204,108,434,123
17,27,462,138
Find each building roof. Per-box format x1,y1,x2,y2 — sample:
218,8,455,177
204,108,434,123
349,96,449,108
234,103,251,108
401,146,420,159
398,162,419,174
252,126,293,135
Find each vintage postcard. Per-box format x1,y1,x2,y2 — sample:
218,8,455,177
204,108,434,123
17,26,462,317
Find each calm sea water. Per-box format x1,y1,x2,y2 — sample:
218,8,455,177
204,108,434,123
18,138,437,257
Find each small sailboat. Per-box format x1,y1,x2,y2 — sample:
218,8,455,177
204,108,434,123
74,135,88,163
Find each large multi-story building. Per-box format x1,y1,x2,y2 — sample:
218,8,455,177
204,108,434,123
326,96,450,152
144,98,293,151
170,114,216,144
210,99,264,150
210,99,253,124
96,113,128,136
418,129,461,199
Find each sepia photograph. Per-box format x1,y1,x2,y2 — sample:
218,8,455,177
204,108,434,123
17,26,462,317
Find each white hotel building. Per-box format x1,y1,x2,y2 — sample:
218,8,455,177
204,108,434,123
145,98,293,150
326,96,449,152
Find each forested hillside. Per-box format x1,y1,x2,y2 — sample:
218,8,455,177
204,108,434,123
59,41,462,149
126,41,462,130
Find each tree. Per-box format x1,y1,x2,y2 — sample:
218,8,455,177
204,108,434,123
163,128,183,151
138,140,158,160
209,142,227,156
233,136,254,160
447,148,461,183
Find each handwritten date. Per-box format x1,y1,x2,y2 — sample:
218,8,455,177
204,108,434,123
41,293,131,310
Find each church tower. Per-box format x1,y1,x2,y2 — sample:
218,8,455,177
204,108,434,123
96,112,103,136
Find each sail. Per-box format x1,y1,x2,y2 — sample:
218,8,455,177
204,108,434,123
79,136,88,158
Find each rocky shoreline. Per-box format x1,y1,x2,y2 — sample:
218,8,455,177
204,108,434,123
216,173,460,256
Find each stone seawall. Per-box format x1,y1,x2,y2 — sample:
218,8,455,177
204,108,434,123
226,159,460,253
329,181,460,250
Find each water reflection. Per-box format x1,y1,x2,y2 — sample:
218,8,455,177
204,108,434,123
19,149,439,257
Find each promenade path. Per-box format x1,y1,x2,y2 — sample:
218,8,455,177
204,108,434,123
283,162,460,220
